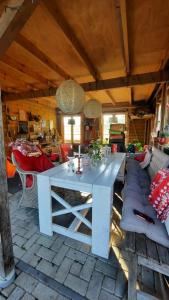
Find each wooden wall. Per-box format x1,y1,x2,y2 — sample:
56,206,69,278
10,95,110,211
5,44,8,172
128,119,150,145
3,99,57,150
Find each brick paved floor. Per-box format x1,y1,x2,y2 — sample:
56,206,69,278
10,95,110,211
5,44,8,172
1,188,129,300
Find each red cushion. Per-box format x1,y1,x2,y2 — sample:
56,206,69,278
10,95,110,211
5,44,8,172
60,144,72,162
134,152,146,162
33,154,54,172
12,150,35,171
13,150,54,187
150,168,169,191
149,175,169,221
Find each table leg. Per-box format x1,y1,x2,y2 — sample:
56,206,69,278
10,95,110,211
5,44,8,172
92,185,113,258
37,175,53,236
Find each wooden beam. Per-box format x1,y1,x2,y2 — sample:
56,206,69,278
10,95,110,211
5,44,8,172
3,70,169,101
16,34,70,80
2,55,55,87
115,0,130,74
120,0,129,73
0,91,15,286
105,90,116,105
130,87,134,105
0,0,39,60
42,0,100,81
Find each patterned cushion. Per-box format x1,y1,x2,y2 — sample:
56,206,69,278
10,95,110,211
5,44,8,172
149,176,169,222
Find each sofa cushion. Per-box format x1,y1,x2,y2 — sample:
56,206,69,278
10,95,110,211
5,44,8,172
120,204,169,248
140,149,152,169
148,148,169,180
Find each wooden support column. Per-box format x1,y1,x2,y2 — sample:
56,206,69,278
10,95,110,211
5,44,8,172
0,90,15,287
160,83,167,130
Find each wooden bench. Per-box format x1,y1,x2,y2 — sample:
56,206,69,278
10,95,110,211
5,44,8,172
121,148,169,299
122,231,169,299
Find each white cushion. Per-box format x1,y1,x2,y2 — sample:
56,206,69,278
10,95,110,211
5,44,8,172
140,149,152,169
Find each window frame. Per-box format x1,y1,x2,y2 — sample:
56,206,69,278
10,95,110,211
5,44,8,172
62,115,81,144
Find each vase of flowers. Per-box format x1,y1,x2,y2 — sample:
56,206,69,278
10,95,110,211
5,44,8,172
88,139,102,165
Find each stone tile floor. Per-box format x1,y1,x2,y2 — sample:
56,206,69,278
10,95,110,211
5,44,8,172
1,189,128,300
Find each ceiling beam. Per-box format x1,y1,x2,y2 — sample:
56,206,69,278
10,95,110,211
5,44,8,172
42,0,100,81
42,0,116,105
16,34,70,79
0,0,39,60
2,54,55,87
105,90,116,105
115,0,130,74
3,70,169,101
148,58,169,105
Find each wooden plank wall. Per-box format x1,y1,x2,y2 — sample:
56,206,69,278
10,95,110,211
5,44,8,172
2,99,57,150
128,119,147,145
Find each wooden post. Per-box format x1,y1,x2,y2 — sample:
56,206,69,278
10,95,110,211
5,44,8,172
0,90,15,287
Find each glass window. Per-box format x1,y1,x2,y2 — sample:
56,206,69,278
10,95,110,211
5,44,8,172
63,116,81,143
103,114,125,141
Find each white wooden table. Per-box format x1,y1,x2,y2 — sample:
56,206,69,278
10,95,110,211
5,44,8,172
37,153,126,258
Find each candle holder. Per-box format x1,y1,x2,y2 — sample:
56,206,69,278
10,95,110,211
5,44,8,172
76,156,82,174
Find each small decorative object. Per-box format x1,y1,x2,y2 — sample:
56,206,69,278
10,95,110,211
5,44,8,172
19,110,27,121
56,79,85,114
82,154,90,165
68,117,75,125
84,99,102,118
68,157,75,172
76,145,82,174
76,157,82,174
109,115,118,124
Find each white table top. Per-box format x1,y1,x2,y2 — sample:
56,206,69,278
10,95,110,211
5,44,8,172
38,153,125,192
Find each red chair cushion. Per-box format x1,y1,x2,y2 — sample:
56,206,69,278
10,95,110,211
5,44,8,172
12,150,54,187
60,144,72,162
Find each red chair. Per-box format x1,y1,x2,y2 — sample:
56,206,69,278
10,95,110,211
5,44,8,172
60,144,73,162
12,150,54,207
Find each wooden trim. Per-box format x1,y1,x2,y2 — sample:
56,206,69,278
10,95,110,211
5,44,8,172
0,0,39,60
0,90,15,277
42,0,100,81
16,34,70,79
3,70,169,101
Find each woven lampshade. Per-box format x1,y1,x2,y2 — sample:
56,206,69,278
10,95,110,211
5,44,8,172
56,79,85,114
84,99,102,118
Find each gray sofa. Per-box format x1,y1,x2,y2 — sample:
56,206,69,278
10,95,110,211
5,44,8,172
120,148,169,248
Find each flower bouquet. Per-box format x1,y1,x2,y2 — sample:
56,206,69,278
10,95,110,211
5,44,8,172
88,139,103,164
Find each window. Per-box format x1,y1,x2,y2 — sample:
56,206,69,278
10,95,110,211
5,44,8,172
63,116,81,143
103,114,125,141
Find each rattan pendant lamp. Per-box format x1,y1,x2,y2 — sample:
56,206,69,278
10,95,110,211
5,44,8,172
84,99,102,118
56,79,85,114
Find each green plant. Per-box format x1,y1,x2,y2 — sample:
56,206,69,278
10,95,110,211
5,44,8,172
88,139,102,161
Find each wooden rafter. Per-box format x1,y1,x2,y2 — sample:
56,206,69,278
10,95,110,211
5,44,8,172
0,0,39,60
2,54,55,87
115,0,130,74
42,0,116,105
105,90,116,105
119,0,129,73
42,0,100,81
16,34,70,79
130,87,134,105
3,70,169,101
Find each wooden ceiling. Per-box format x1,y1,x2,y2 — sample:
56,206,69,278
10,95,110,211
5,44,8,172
0,0,169,107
